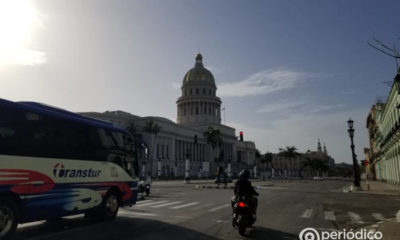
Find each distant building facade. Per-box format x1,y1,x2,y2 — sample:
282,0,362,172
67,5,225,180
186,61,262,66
368,69,400,186
81,54,256,178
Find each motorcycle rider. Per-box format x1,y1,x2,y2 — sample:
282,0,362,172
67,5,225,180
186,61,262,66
232,169,259,218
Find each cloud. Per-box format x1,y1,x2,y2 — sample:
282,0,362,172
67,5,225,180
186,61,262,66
169,81,181,89
218,67,322,98
257,101,308,114
229,107,368,164
257,100,342,115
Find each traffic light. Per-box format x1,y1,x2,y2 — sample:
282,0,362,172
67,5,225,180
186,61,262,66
239,131,243,141
364,160,368,166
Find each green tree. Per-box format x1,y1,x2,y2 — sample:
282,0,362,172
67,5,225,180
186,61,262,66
300,157,315,178
314,158,328,177
278,146,301,180
300,157,328,178
203,126,223,164
264,152,273,167
143,120,161,177
126,121,139,176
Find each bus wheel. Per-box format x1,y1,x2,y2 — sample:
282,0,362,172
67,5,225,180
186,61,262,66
0,198,19,239
99,190,119,221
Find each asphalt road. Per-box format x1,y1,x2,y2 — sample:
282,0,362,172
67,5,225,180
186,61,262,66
12,180,400,240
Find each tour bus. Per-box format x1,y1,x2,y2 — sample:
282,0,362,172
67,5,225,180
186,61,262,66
0,98,138,238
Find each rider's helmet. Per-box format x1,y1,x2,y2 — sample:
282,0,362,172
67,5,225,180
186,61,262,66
239,169,250,180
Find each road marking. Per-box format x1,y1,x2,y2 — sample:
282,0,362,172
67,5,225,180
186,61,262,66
209,204,230,212
136,200,154,204
151,201,182,208
216,220,229,223
324,211,336,221
300,208,313,218
170,202,199,209
18,221,46,229
192,203,214,210
348,212,364,224
135,200,168,207
63,214,84,219
372,213,385,221
119,211,158,217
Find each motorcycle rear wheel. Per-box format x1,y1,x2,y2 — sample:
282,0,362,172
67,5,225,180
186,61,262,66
238,215,246,236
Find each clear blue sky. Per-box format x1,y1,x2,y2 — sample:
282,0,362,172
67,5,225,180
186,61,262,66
1,0,399,163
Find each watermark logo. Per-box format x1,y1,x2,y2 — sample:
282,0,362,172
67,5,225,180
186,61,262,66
299,228,383,240
299,228,320,240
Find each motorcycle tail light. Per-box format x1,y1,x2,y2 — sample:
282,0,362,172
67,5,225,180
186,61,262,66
238,202,245,208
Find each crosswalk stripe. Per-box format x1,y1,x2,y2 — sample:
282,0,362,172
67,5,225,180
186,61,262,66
209,204,230,212
135,200,168,207
348,212,364,224
192,203,214,210
372,213,385,221
136,200,154,204
300,208,313,218
151,201,182,208
324,211,336,221
170,202,199,209
119,211,158,217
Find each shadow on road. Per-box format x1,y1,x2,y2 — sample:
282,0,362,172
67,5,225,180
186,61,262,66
245,226,298,240
13,216,222,240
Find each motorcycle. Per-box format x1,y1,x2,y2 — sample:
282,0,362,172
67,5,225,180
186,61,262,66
232,196,256,236
138,180,150,196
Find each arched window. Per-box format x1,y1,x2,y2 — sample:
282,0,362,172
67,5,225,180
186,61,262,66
185,89,187,96
203,89,206,95
190,89,192,95
196,88,199,94
209,89,211,95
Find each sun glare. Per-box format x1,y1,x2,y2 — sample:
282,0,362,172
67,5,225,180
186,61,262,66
0,0,45,65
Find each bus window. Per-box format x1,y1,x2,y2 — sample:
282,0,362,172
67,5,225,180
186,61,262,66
111,131,124,149
97,128,116,149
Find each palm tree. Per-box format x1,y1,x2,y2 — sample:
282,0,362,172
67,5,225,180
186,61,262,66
126,121,140,177
143,120,161,177
264,152,274,177
300,157,329,178
264,152,273,167
278,146,301,180
314,158,328,177
203,126,223,170
300,157,315,179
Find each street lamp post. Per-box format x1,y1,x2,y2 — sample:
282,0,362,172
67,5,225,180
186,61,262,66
347,118,361,188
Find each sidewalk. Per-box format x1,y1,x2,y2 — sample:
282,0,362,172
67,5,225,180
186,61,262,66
364,216,400,240
359,180,400,240
360,180,400,195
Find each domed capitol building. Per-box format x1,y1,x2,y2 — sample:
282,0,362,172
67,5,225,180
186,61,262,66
82,54,257,178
